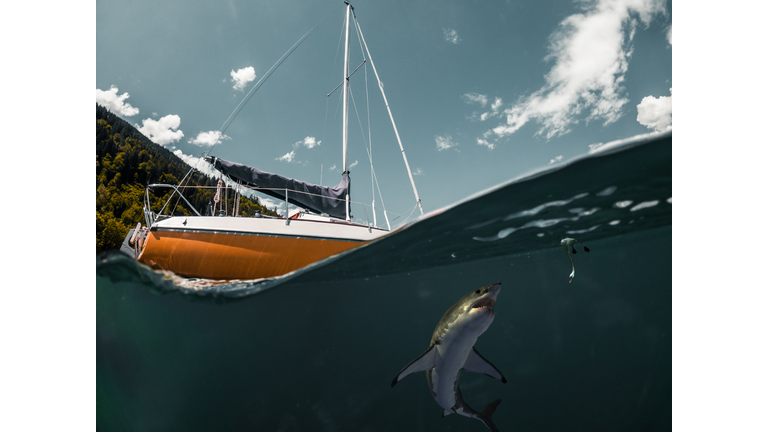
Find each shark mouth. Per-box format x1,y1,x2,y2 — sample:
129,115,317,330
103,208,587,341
472,297,496,310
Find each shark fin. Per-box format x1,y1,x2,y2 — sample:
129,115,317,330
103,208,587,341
463,347,507,383
442,409,452,417
391,345,437,387
482,399,501,417
479,399,502,432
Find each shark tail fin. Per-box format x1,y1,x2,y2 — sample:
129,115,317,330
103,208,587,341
479,399,502,432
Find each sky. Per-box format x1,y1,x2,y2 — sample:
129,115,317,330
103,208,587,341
95,0,672,224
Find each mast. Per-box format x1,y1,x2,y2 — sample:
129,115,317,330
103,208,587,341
342,2,351,221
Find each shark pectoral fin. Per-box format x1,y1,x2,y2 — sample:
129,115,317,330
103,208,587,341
442,409,452,417
463,347,507,383
391,345,437,387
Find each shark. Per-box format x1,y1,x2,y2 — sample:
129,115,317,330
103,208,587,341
391,282,506,431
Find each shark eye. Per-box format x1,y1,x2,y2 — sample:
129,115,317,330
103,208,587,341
475,289,481,294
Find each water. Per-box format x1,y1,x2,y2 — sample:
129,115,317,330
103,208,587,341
97,132,671,431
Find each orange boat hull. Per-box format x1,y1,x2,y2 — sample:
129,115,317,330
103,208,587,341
137,229,365,280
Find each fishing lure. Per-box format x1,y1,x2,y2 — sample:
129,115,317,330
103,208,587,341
560,237,590,283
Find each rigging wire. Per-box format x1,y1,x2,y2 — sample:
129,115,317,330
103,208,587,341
357,19,389,230
352,12,424,216
365,47,376,227
205,4,342,160
155,4,418,229
164,3,344,217
348,84,391,230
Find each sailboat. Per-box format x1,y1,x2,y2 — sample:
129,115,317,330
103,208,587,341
125,3,423,280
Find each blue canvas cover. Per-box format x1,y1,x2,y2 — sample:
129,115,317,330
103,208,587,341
206,156,350,219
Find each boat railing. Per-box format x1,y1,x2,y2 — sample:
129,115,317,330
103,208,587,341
144,183,416,231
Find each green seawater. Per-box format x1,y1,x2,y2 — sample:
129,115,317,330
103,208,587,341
97,133,672,431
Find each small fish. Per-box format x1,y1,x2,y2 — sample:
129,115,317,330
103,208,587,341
392,282,506,431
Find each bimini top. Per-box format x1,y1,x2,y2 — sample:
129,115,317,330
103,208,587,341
206,156,350,220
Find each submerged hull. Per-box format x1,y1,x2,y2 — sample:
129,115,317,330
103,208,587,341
137,216,389,280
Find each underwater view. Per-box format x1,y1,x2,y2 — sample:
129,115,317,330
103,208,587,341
97,132,671,431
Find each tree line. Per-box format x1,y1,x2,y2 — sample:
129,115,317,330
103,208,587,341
96,104,278,254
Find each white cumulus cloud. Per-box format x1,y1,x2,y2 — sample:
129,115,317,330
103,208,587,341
172,150,270,207
485,0,666,142
436,135,459,151
491,97,503,112
477,137,496,150
443,28,461,44
135,114,184,146
96,86,140,116
295,136,321,149
666,24,672,45
462,93,488,107
231,66,257,91
188,130,231,147
549,155,564,164
479,97,504,121
637,88,672,132
277,150,296,162
173,150,218,178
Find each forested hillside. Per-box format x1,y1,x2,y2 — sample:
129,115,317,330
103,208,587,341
96,104,277,254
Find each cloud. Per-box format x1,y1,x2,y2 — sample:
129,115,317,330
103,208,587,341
412,168,424,176
259,197,296,214
329,164,338,172
277,150,296,162
349,160,359,169
464,94,503,122
485,0,666,142
462,93,488,107
549,155,564,164
443,28,461,44
135,114,184,146
490,97,503,112
231,66,256,91
637,88,672,132
479,97,504,121
188,130,231,147
173,149,278,209
96,86,140,116
477,137,496,150
436,135,459,151
295,136,321,149
666,24,672,45
173,149,218,178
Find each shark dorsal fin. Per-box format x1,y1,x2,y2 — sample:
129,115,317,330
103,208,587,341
463,347,507,383
391,345,437,387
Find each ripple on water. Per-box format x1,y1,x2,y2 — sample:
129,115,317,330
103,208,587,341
596,186,618,196
630,200,659,212
503,192,589,221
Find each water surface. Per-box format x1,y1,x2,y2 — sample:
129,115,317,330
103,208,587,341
97,132,671,431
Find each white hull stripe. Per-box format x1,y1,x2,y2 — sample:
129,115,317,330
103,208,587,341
152,226,369,243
